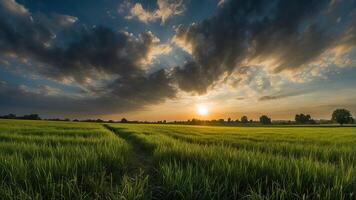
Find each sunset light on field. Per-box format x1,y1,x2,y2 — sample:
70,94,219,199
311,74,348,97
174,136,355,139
0,0,355,199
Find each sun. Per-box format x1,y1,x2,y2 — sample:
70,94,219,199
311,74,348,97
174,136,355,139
197,105,209,116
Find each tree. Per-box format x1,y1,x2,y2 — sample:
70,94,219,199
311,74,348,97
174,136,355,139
22,114,41,120
260,115,272,125
121,118,128,123
0,113,16,119
6,114,16,119
332,109,353,125
295,114,312,124
241,116,248,123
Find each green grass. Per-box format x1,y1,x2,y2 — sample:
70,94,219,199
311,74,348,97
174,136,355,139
0,119,141,199
0,120,355,199
107,124,356,200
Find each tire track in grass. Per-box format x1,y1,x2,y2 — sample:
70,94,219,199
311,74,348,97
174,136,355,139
102,124,165,199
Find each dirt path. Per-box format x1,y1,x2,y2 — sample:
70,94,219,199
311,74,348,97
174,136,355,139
103,124,154,173
102,124,164,198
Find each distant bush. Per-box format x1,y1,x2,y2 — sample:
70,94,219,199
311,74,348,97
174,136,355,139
259,115,272,125
0,113,16,119
121,118,128,123
241,116,248,123
295,113,314,124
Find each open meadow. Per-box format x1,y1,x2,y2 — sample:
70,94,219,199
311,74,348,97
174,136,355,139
2,0,356,199
0,119,355,199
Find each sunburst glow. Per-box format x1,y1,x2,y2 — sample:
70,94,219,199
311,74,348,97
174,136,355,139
197,105,209,116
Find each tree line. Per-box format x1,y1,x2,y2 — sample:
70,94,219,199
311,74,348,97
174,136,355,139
170,108,353,126
0,108,354,126
0,114,41,120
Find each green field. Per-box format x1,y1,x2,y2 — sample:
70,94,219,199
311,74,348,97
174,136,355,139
0,119,355,199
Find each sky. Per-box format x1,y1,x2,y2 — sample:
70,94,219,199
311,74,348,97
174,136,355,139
0,0,355,121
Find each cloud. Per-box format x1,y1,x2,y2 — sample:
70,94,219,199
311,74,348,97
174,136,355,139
217,0,226,7
172,0,356,94
0,5,169,84
125,3,157,23
18,85,61,96
155,0,185,23
258,90,313,101
0,0,28,15
0,70,176,116
173,61,215,94
0,83,94,115
0,0,176,115
124,0,185,24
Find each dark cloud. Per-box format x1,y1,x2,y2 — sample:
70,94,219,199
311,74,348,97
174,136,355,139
258,90,313,101
259,95,288,101
173,61,216,94
0,1,165,84
172,0,356,93
36,28,161,84
0,0,176,115
0,73,174,116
